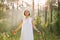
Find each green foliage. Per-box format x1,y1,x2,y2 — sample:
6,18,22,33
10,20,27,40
0,11,6,19
55,10,60,35
0,10,8,32
0,3,9,11
0,0,60,40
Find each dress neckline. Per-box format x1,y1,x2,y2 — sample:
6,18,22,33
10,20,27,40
24,16,30,20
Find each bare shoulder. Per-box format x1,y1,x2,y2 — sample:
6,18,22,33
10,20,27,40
29,17,34,20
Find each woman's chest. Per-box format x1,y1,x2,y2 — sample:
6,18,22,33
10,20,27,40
23,18,32,24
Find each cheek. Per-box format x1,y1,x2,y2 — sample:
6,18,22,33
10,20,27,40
24,13,27,16
26,13,29,16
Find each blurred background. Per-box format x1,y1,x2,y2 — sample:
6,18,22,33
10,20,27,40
0,0,59,40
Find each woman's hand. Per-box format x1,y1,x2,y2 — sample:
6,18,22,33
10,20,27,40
37,31,41,35
12,30,17,35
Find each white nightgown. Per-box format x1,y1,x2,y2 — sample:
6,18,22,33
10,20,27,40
20,17,34,40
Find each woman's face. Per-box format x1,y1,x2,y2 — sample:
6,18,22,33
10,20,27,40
24,10,30,17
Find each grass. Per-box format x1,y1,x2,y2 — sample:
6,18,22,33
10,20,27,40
0,30,60,40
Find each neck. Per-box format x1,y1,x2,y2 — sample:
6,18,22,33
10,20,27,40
25,16,29,19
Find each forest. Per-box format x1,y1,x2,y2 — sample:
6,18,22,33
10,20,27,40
0,0,60,40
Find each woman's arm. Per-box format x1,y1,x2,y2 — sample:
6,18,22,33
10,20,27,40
14,20,23,33
32,20,41,35
32,20,40,32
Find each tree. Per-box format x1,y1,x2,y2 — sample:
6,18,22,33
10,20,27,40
56,1,60,35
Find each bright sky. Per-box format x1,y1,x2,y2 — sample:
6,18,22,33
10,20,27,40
22,0,46,9
22,0,46,5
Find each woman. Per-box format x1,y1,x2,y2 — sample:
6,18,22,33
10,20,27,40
13,10,41,40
